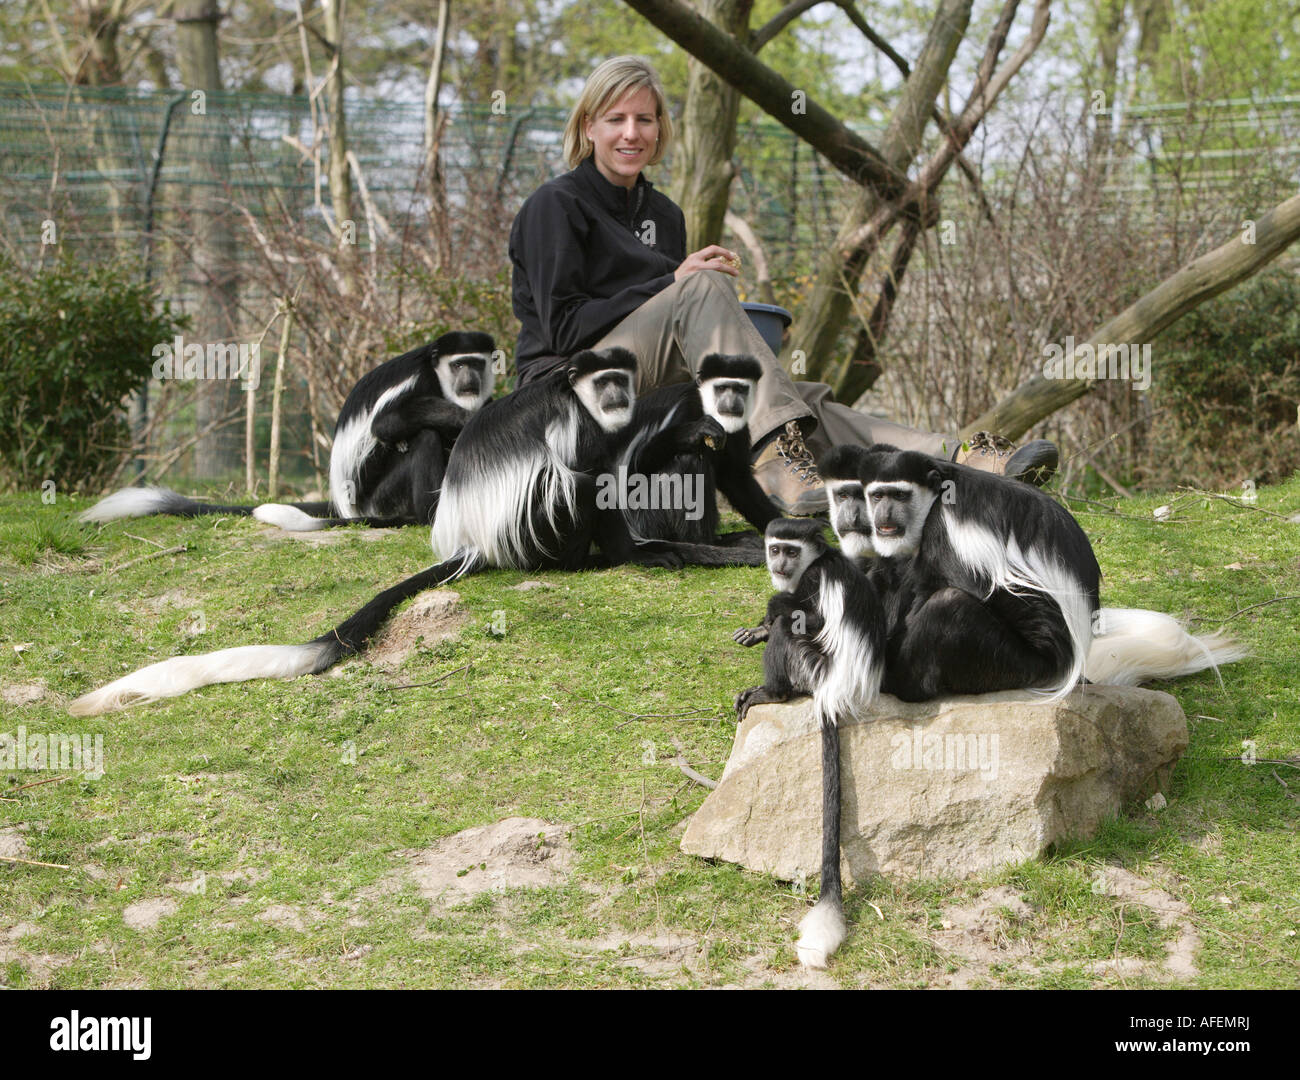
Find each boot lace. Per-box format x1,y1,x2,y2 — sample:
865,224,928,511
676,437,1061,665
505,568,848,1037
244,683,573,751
776,421,821,484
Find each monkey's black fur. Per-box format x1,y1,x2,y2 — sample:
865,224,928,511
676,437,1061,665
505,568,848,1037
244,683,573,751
855,445,1100,702
614,353,778,567
732,517,885,968
80,331,496,530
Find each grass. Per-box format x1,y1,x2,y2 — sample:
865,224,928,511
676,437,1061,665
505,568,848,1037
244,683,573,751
0,476,1296,988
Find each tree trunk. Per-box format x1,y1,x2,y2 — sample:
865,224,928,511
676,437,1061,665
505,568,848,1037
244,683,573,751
175,0,240,480
424,0,452,267
964,192,1300,439
787,0,973,381
322,0,357,295
671,0,752,252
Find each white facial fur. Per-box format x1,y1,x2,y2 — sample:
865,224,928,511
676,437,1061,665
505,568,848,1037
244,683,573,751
866,480,937,559
825,479,873,561
436,353,494,411
701,377,755,435
767,539,818,592
573,369,635,433
839,531,875,562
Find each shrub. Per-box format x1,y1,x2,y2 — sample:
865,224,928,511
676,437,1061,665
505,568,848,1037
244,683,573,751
0,252,187,492
1150,268,1300,487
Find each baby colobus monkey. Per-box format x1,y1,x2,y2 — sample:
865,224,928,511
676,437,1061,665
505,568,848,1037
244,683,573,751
733,518,885,970
80,331,496,530
68,348,709,717
613,353,780,566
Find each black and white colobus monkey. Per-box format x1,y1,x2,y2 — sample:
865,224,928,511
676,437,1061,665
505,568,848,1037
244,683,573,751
849,445,1244,700
69,348,696,717
612,353,780,565
817,444,877,569
733,518,885,969
78,331,496,530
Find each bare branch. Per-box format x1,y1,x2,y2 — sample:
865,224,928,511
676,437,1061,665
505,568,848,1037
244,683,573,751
833,0,911,76
965,190,1300,438
752,0,824,52
621,0,907,195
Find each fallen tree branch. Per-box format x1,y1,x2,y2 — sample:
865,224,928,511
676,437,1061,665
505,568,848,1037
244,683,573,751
965,190,1300,438
0,854,70,869
108,544,187,574
671,738,719,789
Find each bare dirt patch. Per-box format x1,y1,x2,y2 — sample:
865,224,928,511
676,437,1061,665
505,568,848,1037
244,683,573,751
257,904,306,931
0,680,46,705
144,589,202,613
932,885,1038,988
0,919,68,984
366,590,466,669
0,941,70,984
929,872,1200,987
123,897,178,930
1090,865,1200,981
392,817,574,905
0,827,32,860
567,931,699,976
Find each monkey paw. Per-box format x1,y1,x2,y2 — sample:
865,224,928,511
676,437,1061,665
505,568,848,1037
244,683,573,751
734,685,768,720
695,417,727,451
733,626,768,647
734,687,756,720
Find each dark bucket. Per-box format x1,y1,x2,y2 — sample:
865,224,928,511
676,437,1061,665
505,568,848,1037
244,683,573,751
741,301,793,356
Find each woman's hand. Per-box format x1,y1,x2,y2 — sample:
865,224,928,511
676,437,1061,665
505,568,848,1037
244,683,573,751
674,245,741,282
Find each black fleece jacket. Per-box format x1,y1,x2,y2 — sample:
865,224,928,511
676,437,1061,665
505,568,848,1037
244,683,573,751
509,154,687,382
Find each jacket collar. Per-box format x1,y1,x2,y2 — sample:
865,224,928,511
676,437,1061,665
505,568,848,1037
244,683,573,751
575,154,650,222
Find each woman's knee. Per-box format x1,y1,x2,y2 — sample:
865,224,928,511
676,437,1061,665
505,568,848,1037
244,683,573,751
678,267,737,298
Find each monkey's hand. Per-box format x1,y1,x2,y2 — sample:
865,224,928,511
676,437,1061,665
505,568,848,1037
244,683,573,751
733,625,769,647
734,686,762,720
691,416,727,452
735,685,783,721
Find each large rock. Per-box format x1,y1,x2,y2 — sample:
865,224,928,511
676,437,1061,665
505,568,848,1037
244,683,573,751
681,686,1187,882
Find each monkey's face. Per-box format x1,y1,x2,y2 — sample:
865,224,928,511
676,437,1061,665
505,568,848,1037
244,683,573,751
766,539,816,592
826,479,872,562
866,481,937,558
573,369,635,433
699,377,755,435
437,353,493,410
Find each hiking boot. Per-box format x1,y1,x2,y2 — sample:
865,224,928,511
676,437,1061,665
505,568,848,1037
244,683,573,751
752,420,828,515
954,431,1058,487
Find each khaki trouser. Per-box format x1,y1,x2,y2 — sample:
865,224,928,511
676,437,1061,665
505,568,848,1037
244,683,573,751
592,269,956,459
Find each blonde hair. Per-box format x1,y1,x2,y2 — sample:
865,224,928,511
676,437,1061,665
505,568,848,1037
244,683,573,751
562,55,673,170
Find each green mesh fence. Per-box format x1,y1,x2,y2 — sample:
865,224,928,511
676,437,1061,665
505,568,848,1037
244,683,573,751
3,81,1298,282
1,81,1297,485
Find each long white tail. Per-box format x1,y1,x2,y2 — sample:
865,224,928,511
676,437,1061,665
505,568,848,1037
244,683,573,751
253,504,329,531
67,555,479,716
796,897,848,970
68,644,332,716
79,487,199,523
1085,608,1246,687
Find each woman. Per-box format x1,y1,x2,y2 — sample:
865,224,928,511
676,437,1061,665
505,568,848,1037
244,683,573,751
508,56,1055,512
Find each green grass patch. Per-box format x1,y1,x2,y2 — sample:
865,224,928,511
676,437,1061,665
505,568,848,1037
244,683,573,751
0,476,1297,988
